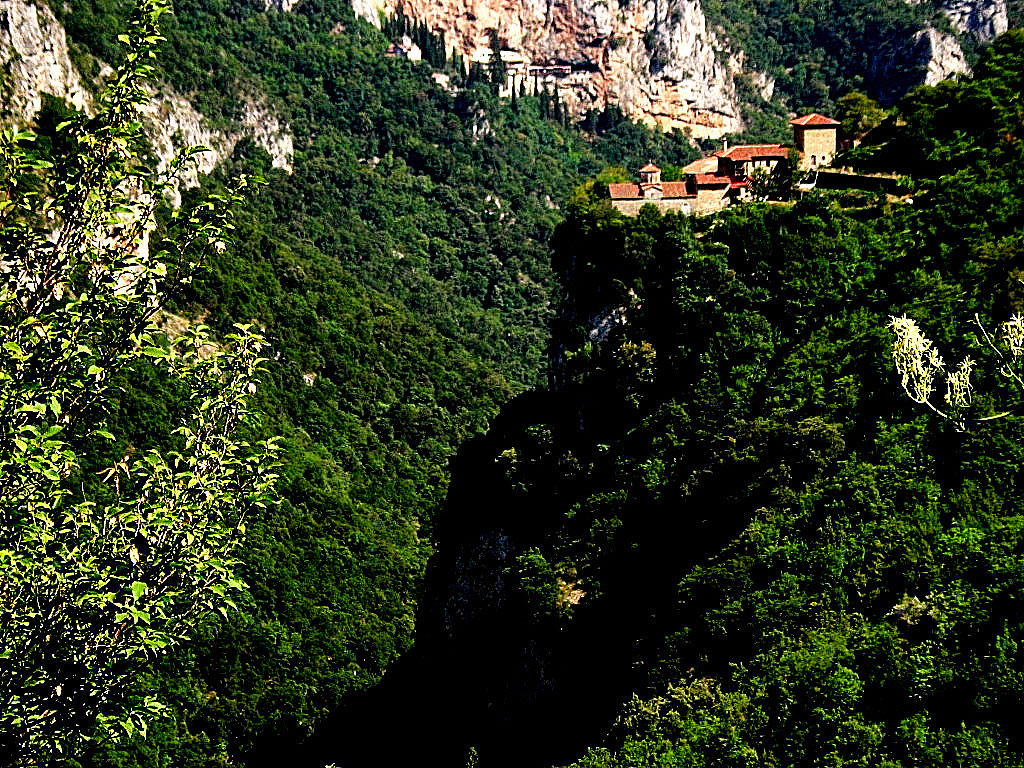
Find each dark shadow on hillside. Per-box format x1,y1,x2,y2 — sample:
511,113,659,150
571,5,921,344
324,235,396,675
298,387,759,768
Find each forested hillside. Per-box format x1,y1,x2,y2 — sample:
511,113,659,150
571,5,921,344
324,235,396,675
5,0,1024,762
15,0,700,765
704,0,1010,142
707,0,953,112
312,30,1024,768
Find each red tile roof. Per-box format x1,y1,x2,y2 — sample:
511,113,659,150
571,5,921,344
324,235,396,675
790,113,840,126
607,181,694,199
715,144,791,161
639,163,661,172
681,157,719,175
661,181,694,198
694,174,731,187
607,183,641,199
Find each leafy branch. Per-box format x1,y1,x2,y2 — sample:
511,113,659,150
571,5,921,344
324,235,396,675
0,0,279,762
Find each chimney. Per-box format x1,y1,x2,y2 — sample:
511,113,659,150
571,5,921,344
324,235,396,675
722,137,729,152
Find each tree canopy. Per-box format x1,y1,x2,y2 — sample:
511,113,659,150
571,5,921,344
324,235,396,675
10,0,1024,766
0,0,278,762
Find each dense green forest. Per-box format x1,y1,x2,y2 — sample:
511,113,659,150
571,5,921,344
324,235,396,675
22,0,699,765
313,30,1024,768
6,0,1024,762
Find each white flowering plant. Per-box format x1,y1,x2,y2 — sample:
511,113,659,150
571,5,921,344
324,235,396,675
889,312,1024,430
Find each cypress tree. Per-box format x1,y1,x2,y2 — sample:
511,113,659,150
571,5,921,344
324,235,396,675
489,30,506,88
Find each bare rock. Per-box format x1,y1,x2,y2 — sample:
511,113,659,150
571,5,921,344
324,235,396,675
0,0,92,124
914,25,971,86
356,0,742,138
941,0,1008,44
138,88,295,206
0,0,294,207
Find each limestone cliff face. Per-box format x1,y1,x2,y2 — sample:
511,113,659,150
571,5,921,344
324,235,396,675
355,0,743,138
941,0,1008,44
354,0,1014,137
908,0,1007,88
914,26,972,86
138,88,294,205
0,0,91,124
0,0,293,203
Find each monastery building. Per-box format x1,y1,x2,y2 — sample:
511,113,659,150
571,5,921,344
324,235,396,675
609,113,840,216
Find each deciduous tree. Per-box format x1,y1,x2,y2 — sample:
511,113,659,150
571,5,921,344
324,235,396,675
0,0,278,762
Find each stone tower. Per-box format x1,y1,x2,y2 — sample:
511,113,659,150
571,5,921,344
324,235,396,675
791,114,840,169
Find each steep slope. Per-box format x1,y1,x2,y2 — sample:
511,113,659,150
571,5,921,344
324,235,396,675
1,0,292,200
910,0,1009,87
354,0,742,138
914,26,972,86
0,0,91,123
1,0,709,764
321,31,1024,768
351,0,1014,137
8,0,1024,764
943,0,1009,43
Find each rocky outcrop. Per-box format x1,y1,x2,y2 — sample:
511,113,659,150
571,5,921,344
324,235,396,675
941,0,1008,44
355,0,743,138
902,0,1008,90
354,0,1010,137
351,0,383,24
730,49,774,102
1,0,293,204
913,25,972,86
139,88,294,205
0,0,92,124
